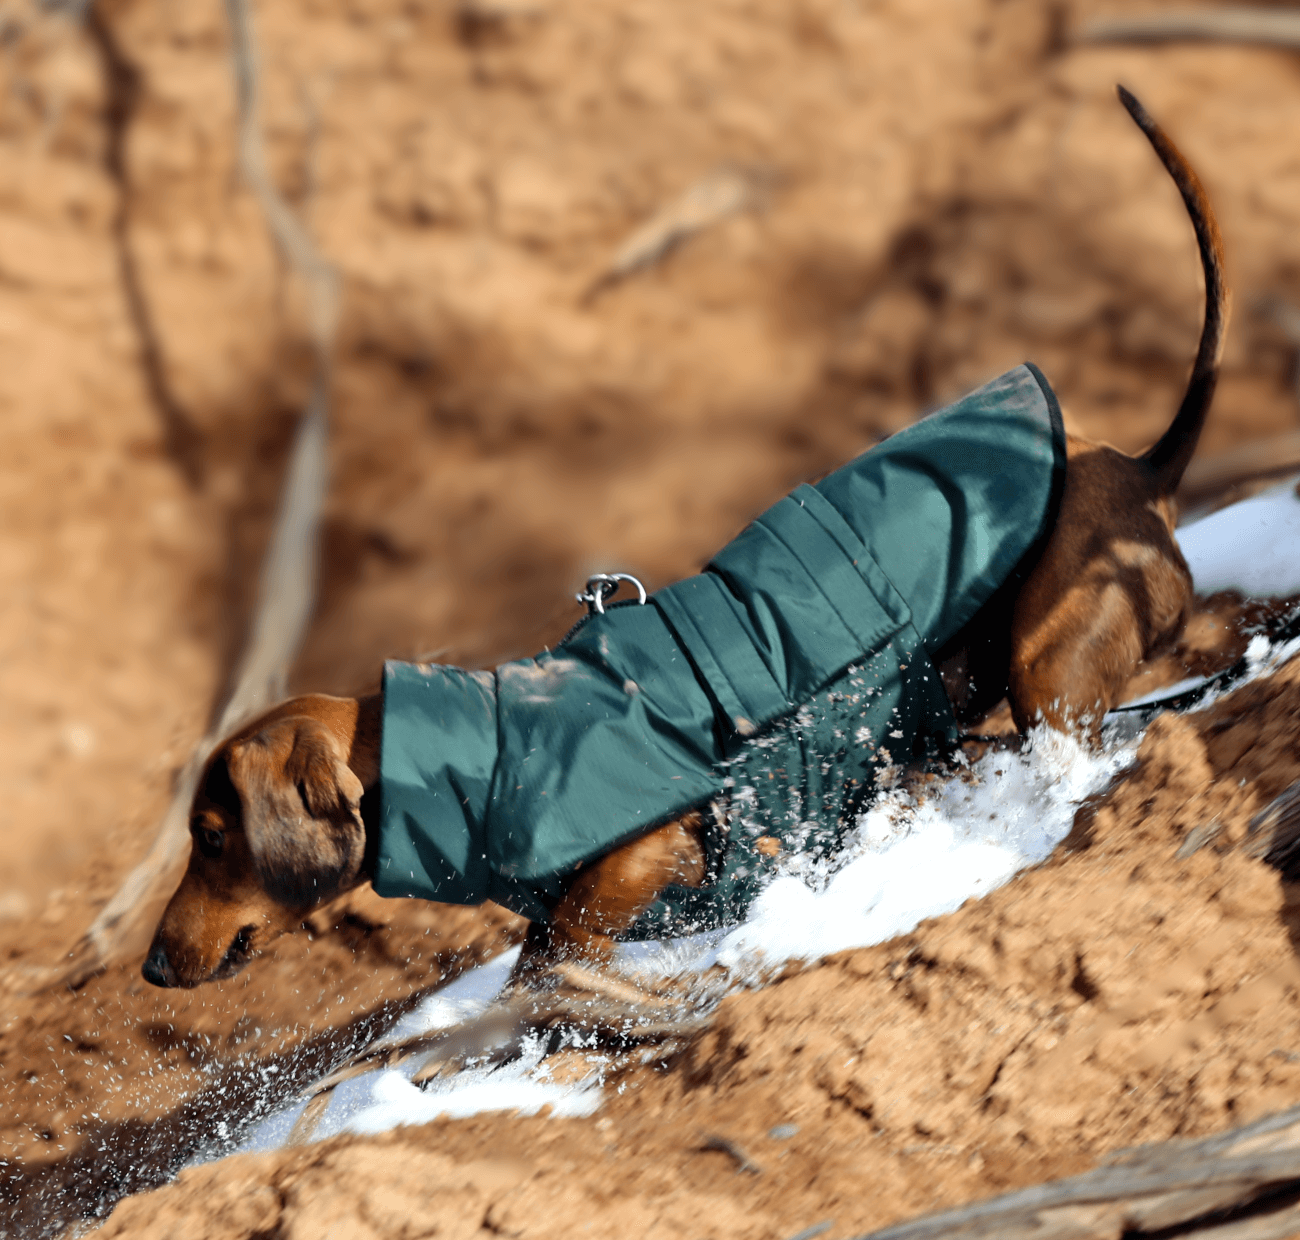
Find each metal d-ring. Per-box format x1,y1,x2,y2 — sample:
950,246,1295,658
576,572,648,616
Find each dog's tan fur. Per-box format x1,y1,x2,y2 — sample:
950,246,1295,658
144,88,1231,990
145,696,380,987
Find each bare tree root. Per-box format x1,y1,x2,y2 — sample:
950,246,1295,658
1080,8,1300,50
852,1102,1300,1239
32,0,339,992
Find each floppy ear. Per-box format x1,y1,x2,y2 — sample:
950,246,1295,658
226,716,366,908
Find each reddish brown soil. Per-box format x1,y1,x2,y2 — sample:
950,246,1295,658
5,0,1300,1235
80,663,1300,1240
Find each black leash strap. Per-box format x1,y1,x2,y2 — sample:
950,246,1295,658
1106,603,1300,724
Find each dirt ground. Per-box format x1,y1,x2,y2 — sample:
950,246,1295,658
5,0,1300,1235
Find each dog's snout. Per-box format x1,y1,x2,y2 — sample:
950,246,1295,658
142,943,179,988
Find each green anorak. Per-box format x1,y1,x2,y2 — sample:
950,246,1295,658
374,363,1066,934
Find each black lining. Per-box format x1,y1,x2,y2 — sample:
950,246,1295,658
928,362,1069,724
1024,360,1070,560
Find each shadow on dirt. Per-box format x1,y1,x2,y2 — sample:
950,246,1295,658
86,7,206,490
0,987,430,1239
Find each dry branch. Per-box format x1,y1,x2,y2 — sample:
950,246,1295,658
699,1133,763,1176
306,967,714,1095
1256,294,1300,409
852,1104,1300,1239
33,0,338,991
1079,9,1300,50
1179,435,1300,505
584,164,771,302
280,961,720,1145
226,0,339,356
1242,777,1300,875
1179,295,1300,506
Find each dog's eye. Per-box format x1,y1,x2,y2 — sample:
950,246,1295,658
196,827,224,859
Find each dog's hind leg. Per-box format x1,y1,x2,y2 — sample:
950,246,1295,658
1008,446,1191,737
512,812,707,984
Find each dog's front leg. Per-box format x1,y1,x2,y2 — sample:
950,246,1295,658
513,811,707,983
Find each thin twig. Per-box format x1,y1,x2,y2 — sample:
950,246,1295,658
226,0,338,356
1178,431,1300,505
1256,294,1300,406
786,1224,833,1240
1257,294,1300,347
583,164,771,303
1079,9,1300,50
291,961,718,1118
700,1133,763,1175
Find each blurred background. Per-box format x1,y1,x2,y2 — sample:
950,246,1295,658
4,0,1300,1192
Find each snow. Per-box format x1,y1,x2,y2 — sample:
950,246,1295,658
1177,477,1300,597
301,962,604,1145
232,475,1300,1151
713,727,1132,971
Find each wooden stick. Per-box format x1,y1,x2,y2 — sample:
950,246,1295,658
1079,9,1300,51
1242,777,1300,872
301,968,714,1101
699,1133,763,1176
583,164,769,303
851,1106,1300,1239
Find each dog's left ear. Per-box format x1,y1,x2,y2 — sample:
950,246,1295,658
226,716,366,908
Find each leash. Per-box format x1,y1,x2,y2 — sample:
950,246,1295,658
1105,602,1300,724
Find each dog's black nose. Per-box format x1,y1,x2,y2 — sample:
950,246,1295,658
141,944,178,988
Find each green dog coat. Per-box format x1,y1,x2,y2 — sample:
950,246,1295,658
374,363,1066,934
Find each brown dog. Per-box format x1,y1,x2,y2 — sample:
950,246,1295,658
143,87,1228,990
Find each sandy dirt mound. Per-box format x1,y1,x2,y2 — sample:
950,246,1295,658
80,659,1300,1239
5,0,1300,1234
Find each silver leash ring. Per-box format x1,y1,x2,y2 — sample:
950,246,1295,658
576,572,647,616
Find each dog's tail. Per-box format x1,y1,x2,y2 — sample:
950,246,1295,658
1118,84,1231,494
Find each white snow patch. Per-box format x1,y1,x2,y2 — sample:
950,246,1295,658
1178,476,1300,597
336,1041,602,1140
383,947,521,1044
714,725,1131,971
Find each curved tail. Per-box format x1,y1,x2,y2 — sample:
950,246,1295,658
1118,84,1231,493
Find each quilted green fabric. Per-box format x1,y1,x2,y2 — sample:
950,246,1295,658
374,363,1066,933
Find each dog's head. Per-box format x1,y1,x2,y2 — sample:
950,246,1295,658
143,702,367,988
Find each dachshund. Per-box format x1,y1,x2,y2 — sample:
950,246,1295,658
143,87,1228,990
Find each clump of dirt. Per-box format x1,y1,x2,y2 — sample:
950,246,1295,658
6,0,1300,1234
